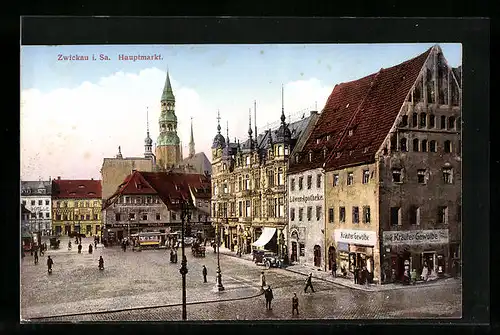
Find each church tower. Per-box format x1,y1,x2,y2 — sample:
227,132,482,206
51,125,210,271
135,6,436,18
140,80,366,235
144,107,153,159
188,117,195,158
156,70,181,170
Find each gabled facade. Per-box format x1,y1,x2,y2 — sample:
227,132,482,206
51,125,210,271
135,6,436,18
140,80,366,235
51,177,103,236
21,180,53,235
211,99,318,256
311,45,462,284
102,171,212,241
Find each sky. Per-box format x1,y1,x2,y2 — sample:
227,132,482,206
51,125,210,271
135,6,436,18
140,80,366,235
20,43,462,181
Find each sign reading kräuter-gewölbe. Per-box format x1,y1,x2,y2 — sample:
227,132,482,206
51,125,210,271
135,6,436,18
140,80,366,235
334,229,377,246
383,229,449,246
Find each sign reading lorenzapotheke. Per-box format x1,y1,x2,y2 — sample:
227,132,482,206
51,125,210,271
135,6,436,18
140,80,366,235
289,194,323,203
383,229,449,246
334,229,377,246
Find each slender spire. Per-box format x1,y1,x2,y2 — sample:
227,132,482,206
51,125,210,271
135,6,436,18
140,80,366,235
144,107,153,158
161,69,175,102
116,146,123,159
281,84,286,123
146,107,150,135
216,110,221,134
248,108,253,137
189,117,195,158
226,121,230,145
254,100,257,141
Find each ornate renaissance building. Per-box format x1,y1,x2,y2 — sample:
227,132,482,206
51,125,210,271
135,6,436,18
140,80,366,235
21,179,53,236
210,92,317,257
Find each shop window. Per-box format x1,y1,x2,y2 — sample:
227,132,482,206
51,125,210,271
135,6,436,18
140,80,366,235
444,140,452,153
400,138,408,152
392,168,402,183
307,207,312,221
390,207,401,226
307,175,312,189
298,208,303,221
339,207,346,223
363,206,371,223
128,213,135,220
421,140,428,152
443,167,453,184
412,113,418,127
298,177,303,190
347,172,353,186
333,174,339,186
440,115,446,129
417,169,426,184
419,113,427,127
299,243,305,257
316,206,322,221
352,207,359,224
362,170,370,184
290,178,295,191
429,114,435,128
316,174,322,188
290,208,295,221
328,208,334,223
413,138,419,152
400,115,408,127
437,206,448,224
115,213,121,221
430,140,437,152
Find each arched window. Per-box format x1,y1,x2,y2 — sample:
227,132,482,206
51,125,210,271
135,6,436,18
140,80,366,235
444,140,452,153
413,138,419,152
168,124,173,132
412,113,418,127
440,116,446,129
278,145,283,156
421,140,428,152
401,115,408,127
429,114,435,128
400,138,408,152
430,140,437,152
419,113,427,127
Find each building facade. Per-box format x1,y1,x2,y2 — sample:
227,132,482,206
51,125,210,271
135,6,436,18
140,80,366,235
21,180,52,235
211,98,318,256
51,177,103,236
102,170,212,241
289,45,461,284
287,168,325,268
21,204,32,236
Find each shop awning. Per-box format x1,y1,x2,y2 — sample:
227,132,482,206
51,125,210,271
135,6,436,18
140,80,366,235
252,227,276,247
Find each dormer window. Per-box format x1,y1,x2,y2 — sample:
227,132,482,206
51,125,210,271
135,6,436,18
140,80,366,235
348,129,353,136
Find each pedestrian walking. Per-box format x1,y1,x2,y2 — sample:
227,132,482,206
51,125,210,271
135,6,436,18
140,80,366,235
202,265,208,283
34,249,39,265
260,271,266,290
94,239,97,248
78,244,82,254
332,261,337,278
354,266,359,284
304,273,315,293
264,285,274,310
292,293,299,315
88,244,93,254
68,241,72,250
47,256,53,274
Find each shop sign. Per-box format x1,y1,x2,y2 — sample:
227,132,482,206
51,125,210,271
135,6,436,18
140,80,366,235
337,242,349,251
289,194,323,203
334,229,377,247
383,229,449,246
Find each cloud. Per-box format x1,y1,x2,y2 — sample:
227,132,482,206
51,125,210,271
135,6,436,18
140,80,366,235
21,69,333,180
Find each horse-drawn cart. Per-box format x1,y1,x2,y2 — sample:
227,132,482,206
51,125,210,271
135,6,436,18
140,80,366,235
49,237,60,249
191,242,206,257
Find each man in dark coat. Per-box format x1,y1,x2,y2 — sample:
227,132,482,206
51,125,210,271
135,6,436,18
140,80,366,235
264,285,274,310
78,243,82,253
332,261,337,278
47,256,53,274
304,273,315,293
202,265,208,283
292,293,299,315
354,266,359,284
34,249,39,265
89,244,93,254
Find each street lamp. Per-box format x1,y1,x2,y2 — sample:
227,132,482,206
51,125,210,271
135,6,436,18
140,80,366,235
179,199,192,320
214,209,225,292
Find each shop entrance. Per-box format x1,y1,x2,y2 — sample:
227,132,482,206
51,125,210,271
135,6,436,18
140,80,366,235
313,245,321,267
117,230,124,241
422,252,435,272
64,225,70,235
291,241,297,262
328,246,336,270
86,225,92,235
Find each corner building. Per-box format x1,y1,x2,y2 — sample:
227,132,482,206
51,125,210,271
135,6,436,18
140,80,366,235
290,45,461,284
211,105,316,256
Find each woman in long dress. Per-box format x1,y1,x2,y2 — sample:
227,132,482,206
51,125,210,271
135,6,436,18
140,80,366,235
421,265,429,281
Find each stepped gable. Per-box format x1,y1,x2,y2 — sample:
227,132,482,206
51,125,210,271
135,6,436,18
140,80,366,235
52,179,102,199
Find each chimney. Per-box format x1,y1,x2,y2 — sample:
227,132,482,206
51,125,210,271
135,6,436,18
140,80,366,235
310,111,318,116
57,176,61,180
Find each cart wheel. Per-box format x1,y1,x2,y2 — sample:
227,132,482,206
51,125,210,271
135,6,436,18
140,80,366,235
265,261,271,269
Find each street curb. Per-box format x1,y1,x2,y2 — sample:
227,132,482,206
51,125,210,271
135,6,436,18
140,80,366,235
26,289,265,321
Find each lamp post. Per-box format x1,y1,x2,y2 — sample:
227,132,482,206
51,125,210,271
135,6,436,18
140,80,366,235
179,199,191,320
214,209,225,291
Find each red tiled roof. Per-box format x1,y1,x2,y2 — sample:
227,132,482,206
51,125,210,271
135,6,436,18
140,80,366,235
52,179,102,199
289,46,433,174
102,171,211,211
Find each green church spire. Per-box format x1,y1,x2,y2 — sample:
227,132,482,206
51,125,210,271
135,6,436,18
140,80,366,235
161,70,175,102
